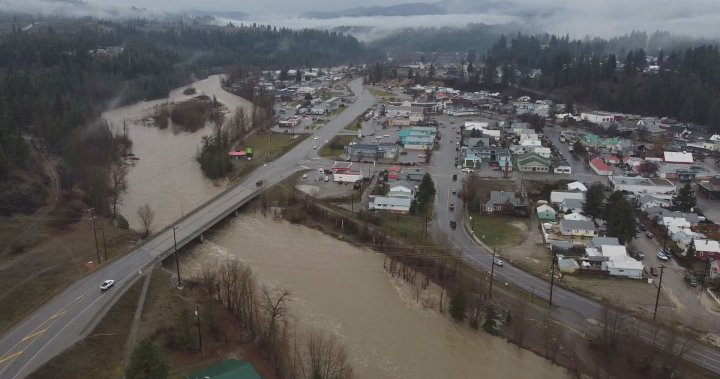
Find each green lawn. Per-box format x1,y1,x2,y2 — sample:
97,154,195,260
378,214,428,244
230,133,308,181
469,215,528,249
318,135,356,158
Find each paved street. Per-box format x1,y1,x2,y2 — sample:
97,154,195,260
0,78,376,379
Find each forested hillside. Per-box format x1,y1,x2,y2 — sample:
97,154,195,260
486,33,720,131
0,18,377,214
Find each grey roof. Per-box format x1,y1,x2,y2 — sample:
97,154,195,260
487,191,521,207
660,211,700,223
406,172,425,181
348,144,377,152
561,198,585,210
371,196,412,207
561,220,597,231
588,237,620,249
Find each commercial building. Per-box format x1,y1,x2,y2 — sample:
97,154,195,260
517,152,551,172
589,157,613,176
333,171,363,183
610,176,676,199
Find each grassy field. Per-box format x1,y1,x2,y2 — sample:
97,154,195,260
344,116,363,131
469,215,528,249
318,135,356,158
378,214,430,245
28,276,145,378
230,133,308,181
0,216,138,334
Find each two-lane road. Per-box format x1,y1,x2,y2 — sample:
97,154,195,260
0,78,376,379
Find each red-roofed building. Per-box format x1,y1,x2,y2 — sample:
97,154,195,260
388,165,402,180
228,150,247,159
590,157,613,176
331,161,353,173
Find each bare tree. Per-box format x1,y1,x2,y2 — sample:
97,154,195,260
542,316,561,363
136,204,154,237
300,331,353,379
258,287,291,346
109,161,127,216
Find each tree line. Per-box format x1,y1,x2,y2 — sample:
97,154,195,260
486,33,720,132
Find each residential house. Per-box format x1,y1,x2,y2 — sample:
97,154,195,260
550,191,585,205
587,236,620,249
369,196,411,213
664,151,694,164
484,191,522,215
638,195,671,211
698,176,720,199
560,220,597,237
534,146,552,158
536,204,557,221
517,152,551,172
560,198,584,214
567,181,587,192
564,212,590,221
694,239,720,260
597,245,644,279
589,157,613,176
388,181,415,199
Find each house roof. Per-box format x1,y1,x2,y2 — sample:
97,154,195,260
550,191,585,204
563,212,589,221
561,219,596,231
695,239,720,253
561,198,585,209
536,204,556,214
189,359,261,379
567,181,587,192
601,245,628,260
664,151,694,164
371,196,412,207
588,236,620,249
518,152,550,167
488,191,521,206
589,157,612,172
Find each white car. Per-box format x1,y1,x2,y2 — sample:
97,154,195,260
100,280,115,291
418,154,426,158
461,168,474,173
493,259,504,267
313,145,317,149
314,136,319,140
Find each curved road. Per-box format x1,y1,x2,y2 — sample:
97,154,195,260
430,135,720,374
0,78,375,378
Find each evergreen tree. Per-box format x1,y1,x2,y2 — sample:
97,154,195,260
412,173,436,215
126,339,169,379
672,183,697,212
449,291,467,321
482,304,497,333
583,183,605,220
428,63,435,79
603,191,638,244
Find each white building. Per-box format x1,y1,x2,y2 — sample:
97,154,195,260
333,171,363,183
610,176,676,200
550,191,585,205
534,147,552,158
586,245,644,279
369,196,411,213
567,181,587,192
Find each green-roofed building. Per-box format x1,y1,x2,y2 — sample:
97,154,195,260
185,359,262,379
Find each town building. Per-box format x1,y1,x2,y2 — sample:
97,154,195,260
560,220,597,237
611,176,677,199
536,204,557,221
517,152,551,172
589,157,613,176
484,191,522,215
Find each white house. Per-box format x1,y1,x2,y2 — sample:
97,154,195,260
369,196,411,213
563,212,589,221
567,181,587,192
534,146,552,158
550,191,585,205
664,151,694,164
560,220,597,237
585,245,644,279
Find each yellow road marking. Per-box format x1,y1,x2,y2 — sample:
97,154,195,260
20,328,48,342
0,351,23,364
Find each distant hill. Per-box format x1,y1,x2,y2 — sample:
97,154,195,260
301,2,446,19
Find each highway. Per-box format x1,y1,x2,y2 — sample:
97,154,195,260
0,78,376,378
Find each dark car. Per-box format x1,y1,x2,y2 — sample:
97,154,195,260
685,276,698,287
256,180,264,187
450,220,457,230
452,174,457,181
449,203,455,211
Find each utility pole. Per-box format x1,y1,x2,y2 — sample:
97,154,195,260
88,208,101,264
548,252,556,307
489,247,497,299
101,230,108,262
195,305,204,356
173,225,181,286
653,265,666,321
701,259,710,291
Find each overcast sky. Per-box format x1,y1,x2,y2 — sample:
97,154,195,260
5,0,720,39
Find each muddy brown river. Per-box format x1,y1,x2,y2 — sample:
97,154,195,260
103,75,252,230
182,213,570,379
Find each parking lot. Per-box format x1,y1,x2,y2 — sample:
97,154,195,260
356,117,429,165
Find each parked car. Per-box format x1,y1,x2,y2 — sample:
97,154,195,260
461,168,474,173
639,223,647,231
636,251,645,260
452,188,457,195
100,279,115,291
646,232,654,239
656,251,669,261
418,154,426,158
685,276,698,287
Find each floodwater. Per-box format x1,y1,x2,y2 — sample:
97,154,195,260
183,213,570,379
103,75,252,230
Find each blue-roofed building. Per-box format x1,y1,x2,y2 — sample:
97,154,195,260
186,359,262,379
